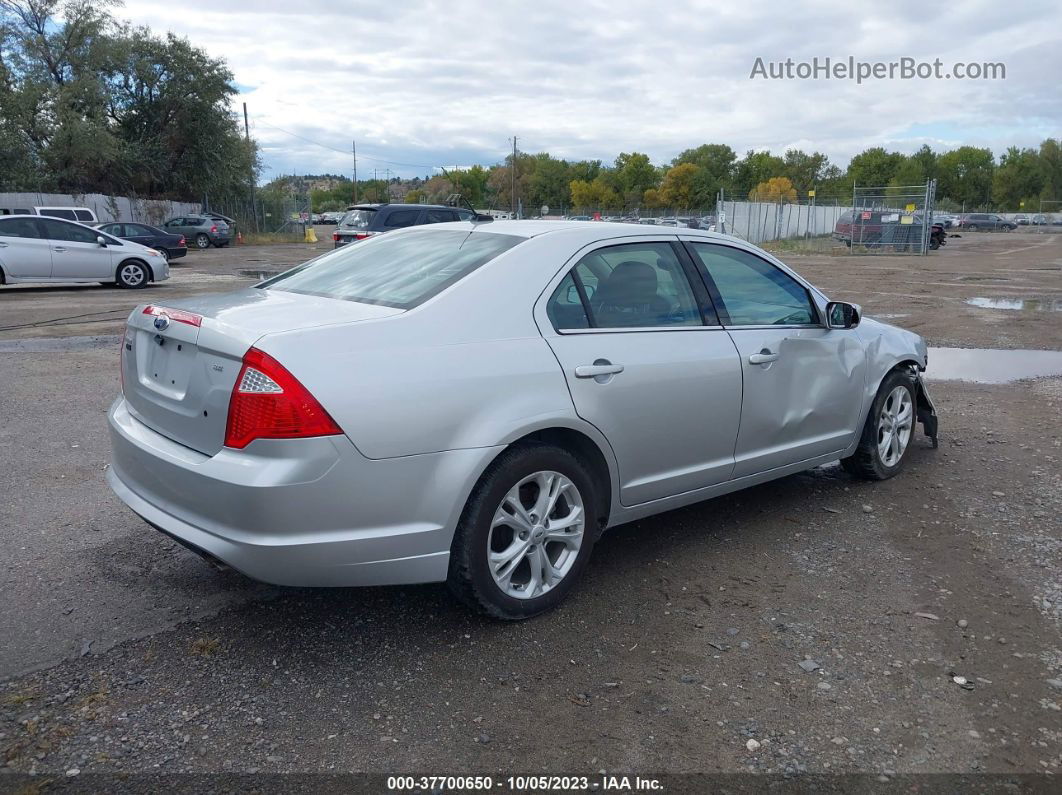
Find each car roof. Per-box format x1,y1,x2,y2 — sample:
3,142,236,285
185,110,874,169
419,219,743,246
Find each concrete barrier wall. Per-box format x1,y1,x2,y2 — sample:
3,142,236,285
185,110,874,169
0,192,201,224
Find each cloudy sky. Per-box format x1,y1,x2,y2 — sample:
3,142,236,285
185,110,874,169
121,0,1062,181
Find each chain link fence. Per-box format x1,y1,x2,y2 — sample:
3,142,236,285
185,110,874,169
209,193,313,240
839,182,937,255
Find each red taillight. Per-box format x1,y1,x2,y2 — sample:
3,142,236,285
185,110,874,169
332,231,340,242
354,232,375,240
142,305,202,327
210,225,218,234
178,236,186,246
224,348,342,449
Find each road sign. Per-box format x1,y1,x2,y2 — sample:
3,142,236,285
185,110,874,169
808,190,816,198
905,203,916,213
541,205,549,215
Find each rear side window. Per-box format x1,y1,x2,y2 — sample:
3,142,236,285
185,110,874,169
384,209,421,229
0,218,41,238
425,209,455,224
73,210,94,222
39,218,99,244
264,228,524,309
339,209,376,230
39,208,77,221
546,273,591,330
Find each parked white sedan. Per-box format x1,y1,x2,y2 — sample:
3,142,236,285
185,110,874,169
0,215,169,289
107,221,937,618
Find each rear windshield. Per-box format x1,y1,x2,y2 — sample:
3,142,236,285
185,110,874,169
262,228,524,309
339,209,377,230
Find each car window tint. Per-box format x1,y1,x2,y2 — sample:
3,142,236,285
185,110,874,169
73,210,94,222
571,242,702,328
40,218,99,244
384,210,420,229
690,243,816,326
456,209,474,221
545,273,590,330
41,209,77,221
99,223,121,236
0,218,41,238
264,228,524,309
425,210,455,224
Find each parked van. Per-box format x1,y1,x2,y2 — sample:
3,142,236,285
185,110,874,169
32,206,98,223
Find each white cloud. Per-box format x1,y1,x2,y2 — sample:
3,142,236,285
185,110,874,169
120,0,1062,178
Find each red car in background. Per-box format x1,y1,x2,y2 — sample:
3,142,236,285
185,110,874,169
834,210,946,251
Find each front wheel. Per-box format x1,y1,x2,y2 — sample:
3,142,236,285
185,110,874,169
842,370,917,480
116,261,149,289
448,444,599,619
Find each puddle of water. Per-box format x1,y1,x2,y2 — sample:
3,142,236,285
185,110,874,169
238,269,281,280
966,297,1062,311
926,347,1062,384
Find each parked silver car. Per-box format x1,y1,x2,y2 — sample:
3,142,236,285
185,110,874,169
0,215,169,288
107,222,937,618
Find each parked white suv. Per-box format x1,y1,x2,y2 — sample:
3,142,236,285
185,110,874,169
0,215,168,289
32,206,99,223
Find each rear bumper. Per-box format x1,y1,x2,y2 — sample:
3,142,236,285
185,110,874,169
107,397,500,587
167,247,188,260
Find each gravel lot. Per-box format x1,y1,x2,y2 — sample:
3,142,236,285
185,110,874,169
1,228,1060,786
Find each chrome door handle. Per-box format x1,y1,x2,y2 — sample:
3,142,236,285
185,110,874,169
575,363,624,378
748,350,779,365
52,247,66,253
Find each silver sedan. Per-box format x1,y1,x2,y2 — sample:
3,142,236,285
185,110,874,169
107,221,938,618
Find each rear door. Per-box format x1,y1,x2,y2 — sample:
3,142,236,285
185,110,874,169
539,238,743,505
685,240,867,477
38,218,115,280
382,208,424,231
0,216,52,278
122,223,155,246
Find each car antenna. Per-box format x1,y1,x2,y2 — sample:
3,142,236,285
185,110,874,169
446,194,493,222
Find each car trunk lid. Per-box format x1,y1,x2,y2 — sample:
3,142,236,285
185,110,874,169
121,288,402,455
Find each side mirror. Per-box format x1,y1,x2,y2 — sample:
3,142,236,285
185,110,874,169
96,235,108,247
826,301,860,329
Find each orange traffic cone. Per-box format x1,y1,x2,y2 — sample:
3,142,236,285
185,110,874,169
236,231,244,245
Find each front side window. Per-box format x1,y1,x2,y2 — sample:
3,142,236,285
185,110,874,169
39,218,99,244
263,228,524,309
548,242,703,330
689,243,816,326
0,218,41,238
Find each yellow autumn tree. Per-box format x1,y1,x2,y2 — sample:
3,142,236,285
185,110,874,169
749,176,798,203
658,163,699,209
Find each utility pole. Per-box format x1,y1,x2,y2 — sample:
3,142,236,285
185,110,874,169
243,102,258,233
373,169,378,202
510,136,517,218
352,140,358,205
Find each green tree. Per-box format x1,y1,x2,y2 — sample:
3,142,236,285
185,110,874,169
732,150,785,197
846,147,904,187
992,147,1043,209
674,144,735,205
936,146,994,208
614,151,658,206
781,149,831,194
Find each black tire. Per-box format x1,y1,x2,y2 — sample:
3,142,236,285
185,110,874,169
195,233,210,249
116,260,149,289
159,248,170,262
842,369,917,480
447,443,600,620
968,224,978,232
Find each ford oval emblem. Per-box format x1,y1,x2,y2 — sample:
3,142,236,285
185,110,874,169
153,313,170,331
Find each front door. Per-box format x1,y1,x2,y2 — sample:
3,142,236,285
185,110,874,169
0,216,52,278
39,218,115,280
540,239,743,505
685,240,867,477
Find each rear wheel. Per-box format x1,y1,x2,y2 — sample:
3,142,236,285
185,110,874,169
116,261,149,289
159,248,170,262
968,224,979,231
195,233,210,249
448,443,599,619
842,370,916,480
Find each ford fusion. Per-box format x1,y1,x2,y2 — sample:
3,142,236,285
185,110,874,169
107,221,938,618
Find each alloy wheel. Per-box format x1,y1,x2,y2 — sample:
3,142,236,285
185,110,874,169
487,470,584,600
877,386,913,467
